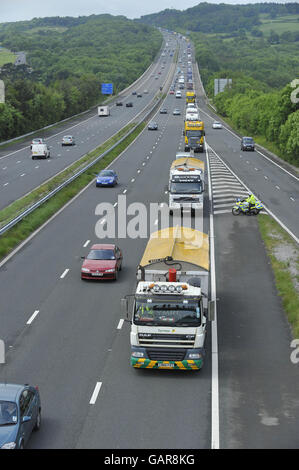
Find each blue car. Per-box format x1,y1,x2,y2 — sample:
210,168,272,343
0,383,41,449
96,170,118,187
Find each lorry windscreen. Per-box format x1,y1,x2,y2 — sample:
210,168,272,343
134,299,201,326
186,130,203,136
170,181,202,194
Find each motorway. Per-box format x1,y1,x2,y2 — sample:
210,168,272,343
0,34,174,211
0,35,299,449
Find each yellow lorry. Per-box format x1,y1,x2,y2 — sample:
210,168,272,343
186,91,196,104
184,120,205,153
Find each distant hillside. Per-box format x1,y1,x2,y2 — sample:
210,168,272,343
138,2,299,34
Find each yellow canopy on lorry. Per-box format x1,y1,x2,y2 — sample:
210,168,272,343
171,157,205,172
140,226,209,271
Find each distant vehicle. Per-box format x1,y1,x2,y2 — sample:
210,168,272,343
212,121,222,129
160,108,168,114
0,383,41,449
31,143,50,160
241,136,255,151
175,91,182,98
143,90,149,94
96,169,118,187
158,71,161,75
169,90,175,95
155,76,159,80
30,138,44,150
148,121,158,131
137,93,142,98
62,135,75,146
116,101,123,106
132,91,137,95
98,106,110,117
173,109,181,115
81,244,123,281
126,102,133,107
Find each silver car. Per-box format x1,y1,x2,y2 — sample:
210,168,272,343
62,135,75,146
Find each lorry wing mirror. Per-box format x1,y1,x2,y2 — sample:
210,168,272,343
121,298,128,318
164,185,168,193
208,300,215,321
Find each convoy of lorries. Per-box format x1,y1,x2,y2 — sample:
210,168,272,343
121,40,215,372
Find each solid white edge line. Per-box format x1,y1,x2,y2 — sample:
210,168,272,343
26,310,40,325
89,382,102,405
206,145,220,450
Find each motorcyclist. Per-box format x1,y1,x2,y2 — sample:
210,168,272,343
245,194,256,214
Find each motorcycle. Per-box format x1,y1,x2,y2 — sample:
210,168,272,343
232,197,263,216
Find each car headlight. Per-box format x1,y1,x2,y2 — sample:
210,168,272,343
1,442,16,449
81,268,90,273
132,351,145,358
187,353,202,359
105,268,115,273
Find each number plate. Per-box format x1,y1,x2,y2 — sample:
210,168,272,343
91,272,103,276
158,362,174,368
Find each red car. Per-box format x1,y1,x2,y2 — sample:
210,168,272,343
81,244,122,280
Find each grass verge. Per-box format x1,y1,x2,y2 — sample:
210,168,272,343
258,214,299,338
0,122,145,261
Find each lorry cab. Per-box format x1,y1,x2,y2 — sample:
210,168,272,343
184,120,205,152
168,157,205,215
122,227,213,370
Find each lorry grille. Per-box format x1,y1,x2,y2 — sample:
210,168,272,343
138,333,195,347
147,348,187,361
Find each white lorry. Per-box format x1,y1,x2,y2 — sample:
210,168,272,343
98,106,110,117
121,226,214,370
168,157,205,215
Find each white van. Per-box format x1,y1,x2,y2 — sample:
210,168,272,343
98,106,110,117
31,143,50,160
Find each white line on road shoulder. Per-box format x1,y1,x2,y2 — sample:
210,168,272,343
26,310,39,325
89,382,102,405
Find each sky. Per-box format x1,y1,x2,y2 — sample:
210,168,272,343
0,0,291,23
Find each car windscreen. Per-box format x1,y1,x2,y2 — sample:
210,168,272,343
99,171,114,177
243,138,253,143
170,181,202,194
0,401,18,426
87,250,115,260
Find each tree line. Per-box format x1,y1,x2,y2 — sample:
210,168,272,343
0,15,162,142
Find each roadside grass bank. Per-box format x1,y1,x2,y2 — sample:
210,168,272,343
0,122,145,261
258,214,299,338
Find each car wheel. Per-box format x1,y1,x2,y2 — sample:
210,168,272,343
34,410,41,431
114,269,119,281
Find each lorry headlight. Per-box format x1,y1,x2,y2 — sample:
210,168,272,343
132,351,145,358
188,353,202,359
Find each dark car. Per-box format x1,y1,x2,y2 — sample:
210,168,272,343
96,169,118,187
132,91,137,95
126,102,133,107
81,244,123,280
116,101,123,106
0,383,41,449
148,121,158,131
160,108,168,114
241,137,255,151
137,93,142,98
